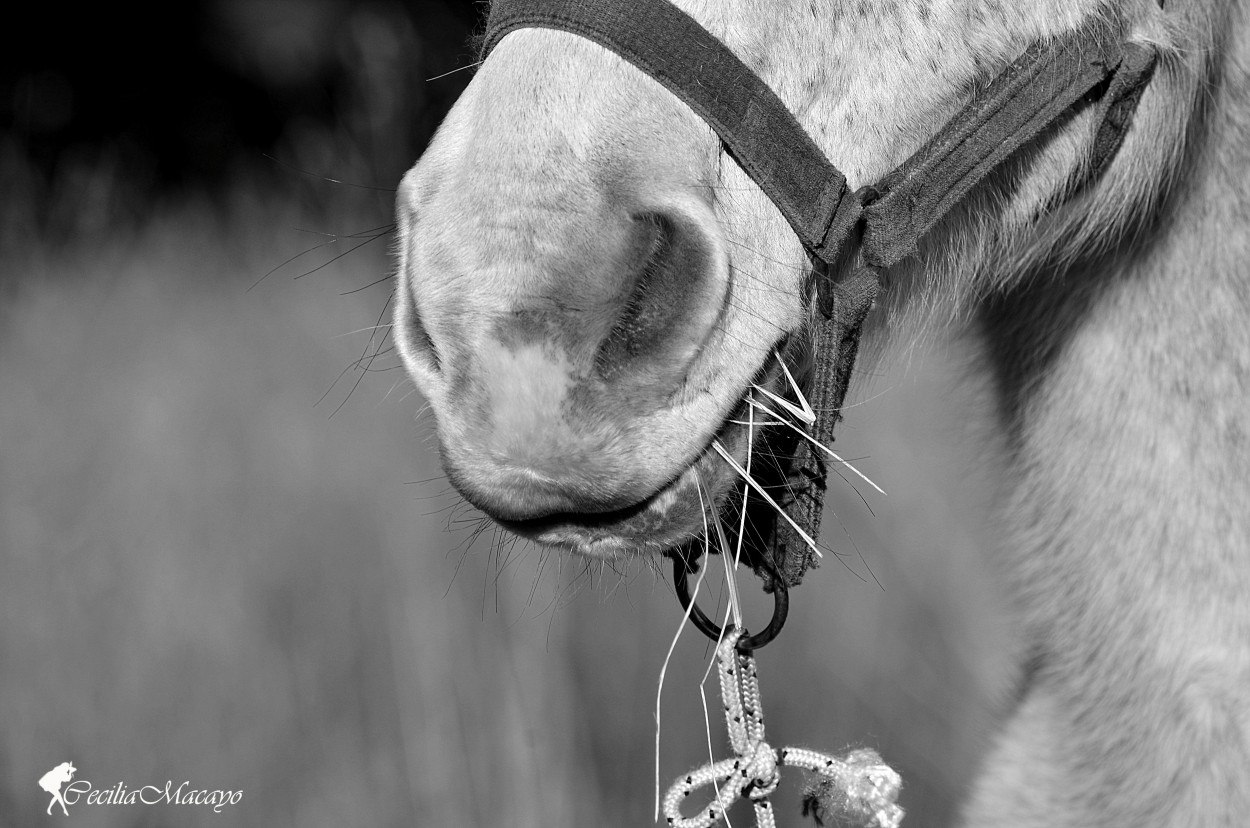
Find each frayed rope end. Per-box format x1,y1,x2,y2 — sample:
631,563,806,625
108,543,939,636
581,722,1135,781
799,748,904,828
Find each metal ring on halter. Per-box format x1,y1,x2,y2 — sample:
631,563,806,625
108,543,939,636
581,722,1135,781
671,554,789,652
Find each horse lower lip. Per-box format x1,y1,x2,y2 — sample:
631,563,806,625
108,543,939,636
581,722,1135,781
496,492,661,539
491,431,714,550
495,353,786,554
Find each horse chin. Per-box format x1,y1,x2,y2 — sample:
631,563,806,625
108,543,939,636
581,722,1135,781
493,353,786,560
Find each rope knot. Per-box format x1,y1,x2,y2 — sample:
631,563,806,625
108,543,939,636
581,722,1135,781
661,629,905,827
742,740,778,800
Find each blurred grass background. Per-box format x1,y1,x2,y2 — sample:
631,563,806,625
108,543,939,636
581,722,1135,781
1,2,1014,825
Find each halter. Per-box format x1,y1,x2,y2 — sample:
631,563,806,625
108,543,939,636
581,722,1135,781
482,0,1158,650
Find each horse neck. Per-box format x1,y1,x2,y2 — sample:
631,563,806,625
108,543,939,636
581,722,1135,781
977,12,1250,625
981,0,1248,440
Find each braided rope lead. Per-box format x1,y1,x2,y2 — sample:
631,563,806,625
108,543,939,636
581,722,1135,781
662,629,904,828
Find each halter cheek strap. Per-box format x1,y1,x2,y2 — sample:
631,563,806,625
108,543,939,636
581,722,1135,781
482,0,1158,639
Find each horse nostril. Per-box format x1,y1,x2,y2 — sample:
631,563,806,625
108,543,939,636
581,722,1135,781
595,211,717,381
398,277,443,377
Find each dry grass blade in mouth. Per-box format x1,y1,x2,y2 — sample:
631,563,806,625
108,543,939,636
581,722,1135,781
654,475,719,820
750,350,816,427
746,397,886,496
711,440,822,559
712,355,837,564
749,349,885,495
654,401,766,822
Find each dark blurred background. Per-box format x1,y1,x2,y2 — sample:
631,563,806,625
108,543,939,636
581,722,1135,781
2,0,482,232
1,2,1012,826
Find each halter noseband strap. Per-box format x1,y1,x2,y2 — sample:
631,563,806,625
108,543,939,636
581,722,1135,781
483,0,1157,288
482,0,1158,647
482,0,849,259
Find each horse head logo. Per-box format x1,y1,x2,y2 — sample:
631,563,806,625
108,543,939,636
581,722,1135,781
38,762,76,816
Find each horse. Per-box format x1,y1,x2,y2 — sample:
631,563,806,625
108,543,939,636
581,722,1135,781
392,0,1250,824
